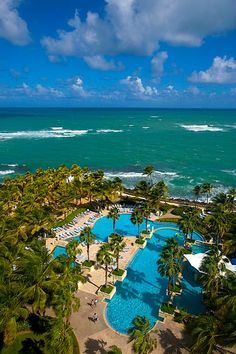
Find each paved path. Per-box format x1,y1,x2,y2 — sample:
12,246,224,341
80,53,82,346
71,290,191,354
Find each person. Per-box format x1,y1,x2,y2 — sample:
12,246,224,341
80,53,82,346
92,313,98,322
94,299,98,306
90,299,95,308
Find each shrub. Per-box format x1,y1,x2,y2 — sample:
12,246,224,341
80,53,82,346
112,269,125,276
82,260,95,267
170,284,182,293
135,238,145,245
141,230,150,234
100,285,114,294
159,218,179,223
160,302,176,315
172,206,194,217
107,345,122,354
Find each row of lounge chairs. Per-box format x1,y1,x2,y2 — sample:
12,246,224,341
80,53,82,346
51,210,103,240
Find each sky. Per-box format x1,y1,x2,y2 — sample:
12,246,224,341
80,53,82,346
0,0,236,108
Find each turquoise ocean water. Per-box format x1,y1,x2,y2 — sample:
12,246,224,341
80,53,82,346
0,108,235,199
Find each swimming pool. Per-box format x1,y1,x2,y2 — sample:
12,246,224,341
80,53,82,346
67,213,204,244
52,245,67,258
106,228,205,334
191,243,210,254
93,213,158,241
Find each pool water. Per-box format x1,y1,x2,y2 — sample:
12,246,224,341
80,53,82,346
93,213,158,241
173,262,206,315
52,245,67,258
106,228,205,334
191,243,210,254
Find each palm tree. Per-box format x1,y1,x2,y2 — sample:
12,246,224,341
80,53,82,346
143,165,155,185
188,314,220,354
108,207,120,233
212,192,235,212
201,183,214,204
199,246,227,299
228,187,236,198
209,205,230,245
148,181,168,211
157,238,183,295
128,316,157,354
188,312,236,354
112,177,124,197
192,185,202,205
109,234,126,270
96,244,113,286
44,318,74,354
178,208,199,243
51,285,80,324
131,209,144,238
134,180,151,199
16,242,58,315
66,240,82,267
80,227,96,261
141,204,151,231
216,272,236,315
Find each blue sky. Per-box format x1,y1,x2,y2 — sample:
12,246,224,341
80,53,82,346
0,0,236,107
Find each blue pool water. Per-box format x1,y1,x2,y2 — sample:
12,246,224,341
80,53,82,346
52,245,67,258
93,213,157,241
106,228,205,334
173,262,206,315
191,243,210,254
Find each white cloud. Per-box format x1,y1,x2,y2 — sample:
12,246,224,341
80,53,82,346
15,83,64,98
41,0,236,61
151,52,168,81
83,55,119,71
35,84,65,98
121,76,158,98
71,76,90,97
0,0,30,45
189,56,236,84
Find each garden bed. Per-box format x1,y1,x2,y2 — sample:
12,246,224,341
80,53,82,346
112,268,127,281
141,230,153,239
82,260,95,271
169,284,182,295
98,284,116,300
160,302,176,316
135,238,147,249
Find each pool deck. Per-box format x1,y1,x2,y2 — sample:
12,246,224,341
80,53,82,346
70,290,191,354
80,236,140,294
47,210,214,353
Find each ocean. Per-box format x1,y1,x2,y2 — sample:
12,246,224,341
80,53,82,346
0,108,235,199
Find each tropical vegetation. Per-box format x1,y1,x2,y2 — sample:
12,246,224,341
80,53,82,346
128,316,157,354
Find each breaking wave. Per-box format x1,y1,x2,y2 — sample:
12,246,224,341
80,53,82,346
105,170,179,183
222,169,236,177
179,124,225,132
0,169,15,175
0,127,125,141
96,129,124,133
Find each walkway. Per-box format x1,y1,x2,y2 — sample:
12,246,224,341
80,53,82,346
71,290,191,354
